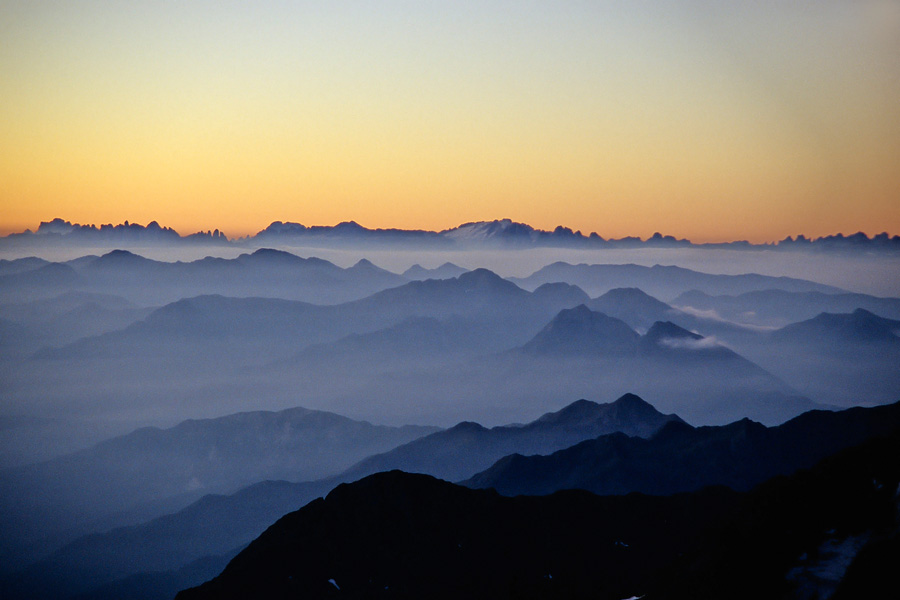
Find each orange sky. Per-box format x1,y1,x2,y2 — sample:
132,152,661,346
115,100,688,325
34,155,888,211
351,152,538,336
2,2,899,243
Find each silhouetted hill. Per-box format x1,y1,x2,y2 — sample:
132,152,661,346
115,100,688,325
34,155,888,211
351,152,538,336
174,425,900,599
339,394,683,483
644,425,900,599
13,401,897,600
464,401,900,497
522,305,639,355
174,471,738,600
509,262,843,299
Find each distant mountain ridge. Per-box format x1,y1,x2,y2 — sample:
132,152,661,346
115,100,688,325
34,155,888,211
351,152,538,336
464,400,900,497
0,407,438,574
338,393,683,483
0,395,682,599
0,247,407,305
509,262,844,298
3,217,898,252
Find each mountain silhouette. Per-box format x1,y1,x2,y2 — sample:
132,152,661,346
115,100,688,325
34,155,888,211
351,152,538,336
522,304,639,355
172,470,737,600
173,424,900,599
586,287,683,330
339,393,683,482
401,262,468,280
672,288,900,328
464,401,900,497
0,408,437,575
508,306,813,424
772,308,900,345
2,248,407,306
0,395,680,599
509,262,843,299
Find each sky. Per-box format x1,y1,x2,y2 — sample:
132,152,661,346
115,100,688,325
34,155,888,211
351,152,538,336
1,1,898,243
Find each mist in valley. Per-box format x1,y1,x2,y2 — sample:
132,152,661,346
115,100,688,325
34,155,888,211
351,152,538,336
1,237,899,599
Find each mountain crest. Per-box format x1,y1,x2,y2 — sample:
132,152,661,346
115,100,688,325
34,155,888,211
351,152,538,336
522,305,639,355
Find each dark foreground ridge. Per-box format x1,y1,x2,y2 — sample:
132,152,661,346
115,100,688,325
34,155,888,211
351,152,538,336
177,425,900,599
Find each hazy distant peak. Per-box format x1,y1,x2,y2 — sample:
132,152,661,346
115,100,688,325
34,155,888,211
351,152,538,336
597,287,658,302
644,321,702,342
776,308,900,343
450,421,489,433
612,392,650,406
402,262,469,280
531,282,591,304
531,394,677,429
350,258,378,270
533,398,601,424
102,249,140,259
523,305,640,355
248,248,294,258
242,248,305,263
91,249,152,267
456,268,514,289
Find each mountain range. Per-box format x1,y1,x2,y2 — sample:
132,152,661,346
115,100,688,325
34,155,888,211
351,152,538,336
0,248,407,305
509,261,843,299
0,394,678,599
8,397,899,600
464,401,900,496
4,217,898,253
672,288,900,328
174,420,900,599
0,408,437,575
338,393,683,483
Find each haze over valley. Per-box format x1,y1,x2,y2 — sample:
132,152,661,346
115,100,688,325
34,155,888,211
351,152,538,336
3,1,899,596
0,218,898,599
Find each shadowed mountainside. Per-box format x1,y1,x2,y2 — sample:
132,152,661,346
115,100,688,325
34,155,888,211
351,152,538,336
174,425,900,599
338,393,683,483
464,401,900,497
0,394,678,600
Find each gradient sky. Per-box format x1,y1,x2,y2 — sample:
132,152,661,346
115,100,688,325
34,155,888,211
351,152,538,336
2,1,898,242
